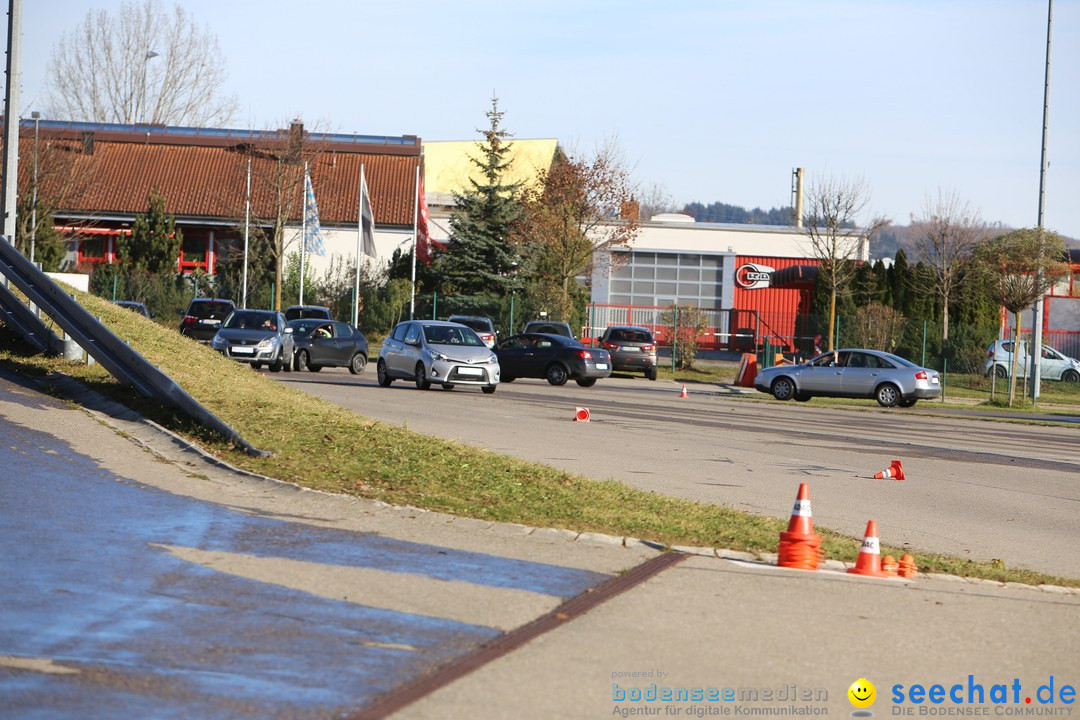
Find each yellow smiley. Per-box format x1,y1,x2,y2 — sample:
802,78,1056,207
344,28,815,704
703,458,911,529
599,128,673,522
848,678,876,709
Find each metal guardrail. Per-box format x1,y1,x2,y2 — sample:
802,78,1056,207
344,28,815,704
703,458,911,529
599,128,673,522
0,236,269,457
0,281,65,355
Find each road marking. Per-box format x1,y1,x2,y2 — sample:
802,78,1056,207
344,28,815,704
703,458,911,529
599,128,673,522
0,656,81,675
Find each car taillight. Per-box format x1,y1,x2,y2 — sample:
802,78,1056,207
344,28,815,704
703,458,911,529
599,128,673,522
602,341,618,350
643,344,656,352
915,371,928,380
578,350,593,359
182,315,197,326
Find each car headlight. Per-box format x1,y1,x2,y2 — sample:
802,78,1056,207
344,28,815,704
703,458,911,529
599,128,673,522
430,351,449,362
486,354,498,364
210,335,225,349
257,338,275,349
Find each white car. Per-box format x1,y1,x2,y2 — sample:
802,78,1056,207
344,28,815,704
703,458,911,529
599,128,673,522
377,320,499,393
983,340,1080,382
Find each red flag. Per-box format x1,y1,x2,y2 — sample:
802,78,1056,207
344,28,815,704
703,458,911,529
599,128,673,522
415,174,444,264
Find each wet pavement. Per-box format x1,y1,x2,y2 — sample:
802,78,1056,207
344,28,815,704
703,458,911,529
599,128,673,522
0,374,645,719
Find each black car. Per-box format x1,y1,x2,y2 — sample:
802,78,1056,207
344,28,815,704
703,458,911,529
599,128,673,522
599,325,659,380
495,333,611,387
289,319,369,374
178,298,236,343
284,305,332,322
522,320,575,340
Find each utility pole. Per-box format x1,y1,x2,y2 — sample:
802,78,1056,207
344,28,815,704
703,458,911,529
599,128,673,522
1,0,22,251
1030,0,1052,403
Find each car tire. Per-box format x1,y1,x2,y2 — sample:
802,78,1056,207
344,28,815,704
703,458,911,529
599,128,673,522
546,363,569,386
1062,370,1080,383
576,378,597,387
876,383,901,407
282,355,292,372
377,359,393,387
349,352,367,375
646,365,658,381
898,398,918,407
771,377,795,401
415,363,431,390
994,364,1008,379
442,384,455,391
269,351,283,372
296,350,311,372
482,385,497,394
252,362,262,370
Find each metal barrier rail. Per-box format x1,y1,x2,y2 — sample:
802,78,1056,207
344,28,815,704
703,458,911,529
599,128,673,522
0,236,269,457
0,281,65,355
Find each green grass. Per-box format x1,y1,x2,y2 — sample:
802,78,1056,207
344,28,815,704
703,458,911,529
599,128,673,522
1,292,1077,588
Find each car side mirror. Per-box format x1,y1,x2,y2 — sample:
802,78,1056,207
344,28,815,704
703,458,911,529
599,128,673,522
284,327,293,334
176,308,184,316
405,337,419,347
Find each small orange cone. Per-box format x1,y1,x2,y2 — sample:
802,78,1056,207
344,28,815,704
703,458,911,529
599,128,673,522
873,459,905,480
679,385,688,398
777,482,822,570
898,553,918,578
847,520,891,577
881,555,899,577
574,406,590,422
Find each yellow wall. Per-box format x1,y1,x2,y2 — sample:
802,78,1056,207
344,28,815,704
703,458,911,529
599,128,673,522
422,139,558,196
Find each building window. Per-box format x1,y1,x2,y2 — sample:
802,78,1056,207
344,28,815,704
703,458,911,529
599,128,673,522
77,237,110,265
608,250,726,307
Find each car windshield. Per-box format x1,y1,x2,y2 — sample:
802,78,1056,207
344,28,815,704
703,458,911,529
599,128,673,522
423,324,484,346
224,311,278,331
190,301,233,318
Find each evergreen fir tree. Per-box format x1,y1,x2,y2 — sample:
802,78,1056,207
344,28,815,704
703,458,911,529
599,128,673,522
438,97,523,297
117,187,182,275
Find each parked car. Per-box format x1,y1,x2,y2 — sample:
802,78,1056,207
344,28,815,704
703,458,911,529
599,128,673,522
209,309,294,372
284,305,332,322
522,320,575,340
289,319,369,374
447,315,498,348
496,333,612,387
983,340,1080,382
377,320,499,393
753,348,941,407
178,298,236,343
113,300,153,319
599,325,658,380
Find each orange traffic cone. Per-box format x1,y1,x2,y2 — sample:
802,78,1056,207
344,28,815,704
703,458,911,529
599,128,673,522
777,482,822,570
881,555,899,577
874,460,905,480
847,520,891,577
679,385,688,398
574,406,591,422
898,553,918,578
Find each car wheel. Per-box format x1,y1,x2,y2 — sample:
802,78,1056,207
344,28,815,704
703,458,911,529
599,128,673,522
349,352,367,375
252,362,262,370
377,359,393,387
576,377,598,387
442,384,455,391
646,365,658,381
771,377,795,401
546,363,569,386
269,351,283,372
994,364,1008,379
1062,370,1080,383
415,363,431,390
296,350,310,372
282,354,292,372
898,398,918,407
876,383,901,407
482,385,497,394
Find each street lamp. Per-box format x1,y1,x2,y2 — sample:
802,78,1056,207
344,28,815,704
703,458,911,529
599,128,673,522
140,50,159,124
29,110,39,265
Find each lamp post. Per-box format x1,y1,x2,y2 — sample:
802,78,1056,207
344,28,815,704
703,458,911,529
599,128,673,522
29,110,39,264
139,50,159,124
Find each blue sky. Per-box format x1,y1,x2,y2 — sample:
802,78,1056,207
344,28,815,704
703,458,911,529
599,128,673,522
10,1,1080,238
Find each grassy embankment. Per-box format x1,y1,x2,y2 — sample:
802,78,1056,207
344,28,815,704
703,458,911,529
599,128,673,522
1,289,1077,588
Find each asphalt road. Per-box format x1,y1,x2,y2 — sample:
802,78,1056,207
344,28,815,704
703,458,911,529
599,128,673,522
278,369,1080,579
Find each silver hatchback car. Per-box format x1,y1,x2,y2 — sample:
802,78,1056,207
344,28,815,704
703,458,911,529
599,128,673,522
753,348,941,407
377,320,500,393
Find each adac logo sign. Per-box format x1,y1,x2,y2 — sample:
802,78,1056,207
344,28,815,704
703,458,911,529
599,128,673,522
735,263,774,290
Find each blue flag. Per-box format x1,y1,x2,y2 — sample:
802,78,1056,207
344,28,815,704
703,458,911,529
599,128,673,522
304,171,327,257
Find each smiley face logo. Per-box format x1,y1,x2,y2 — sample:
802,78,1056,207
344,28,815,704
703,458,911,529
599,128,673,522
848,678,876,709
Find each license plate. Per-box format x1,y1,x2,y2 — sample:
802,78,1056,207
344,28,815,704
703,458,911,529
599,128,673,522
457,367,483,376
595,363,608,370
621,347,638,352
203,319,221,326
231,346,254,354
931,377,939,384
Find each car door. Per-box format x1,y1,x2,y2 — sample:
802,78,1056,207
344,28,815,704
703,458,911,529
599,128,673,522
399,323,423,374
497,335,533,378
306,323,335,365
841,352,885,396
800,352,849,394
331,322,354,364
383,323,410,377
1039,347,1066,380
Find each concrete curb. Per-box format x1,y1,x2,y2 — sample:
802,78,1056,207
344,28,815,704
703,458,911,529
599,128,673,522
32,371,1080,598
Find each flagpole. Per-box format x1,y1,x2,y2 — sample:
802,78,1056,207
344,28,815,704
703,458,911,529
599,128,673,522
242,156,251,309
299,162,308,306
410,165,419,320
353,164,364,328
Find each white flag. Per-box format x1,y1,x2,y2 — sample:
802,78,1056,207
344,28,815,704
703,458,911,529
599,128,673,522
303,171,327,257
359,166,376,258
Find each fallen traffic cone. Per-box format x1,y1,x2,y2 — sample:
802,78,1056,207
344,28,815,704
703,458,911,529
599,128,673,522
679,385,688,398
873,459,905,480
574,406,591,422
898,553,918,578
847,520,890,577
777,482,822,570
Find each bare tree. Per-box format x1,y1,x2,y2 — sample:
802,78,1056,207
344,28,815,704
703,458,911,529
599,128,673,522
802,174,888,351
636,181,679,221
45,0,237,127
910,190,988,343
972,228,1069,406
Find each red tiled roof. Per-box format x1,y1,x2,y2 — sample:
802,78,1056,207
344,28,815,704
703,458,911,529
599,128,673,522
18,130,420,228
